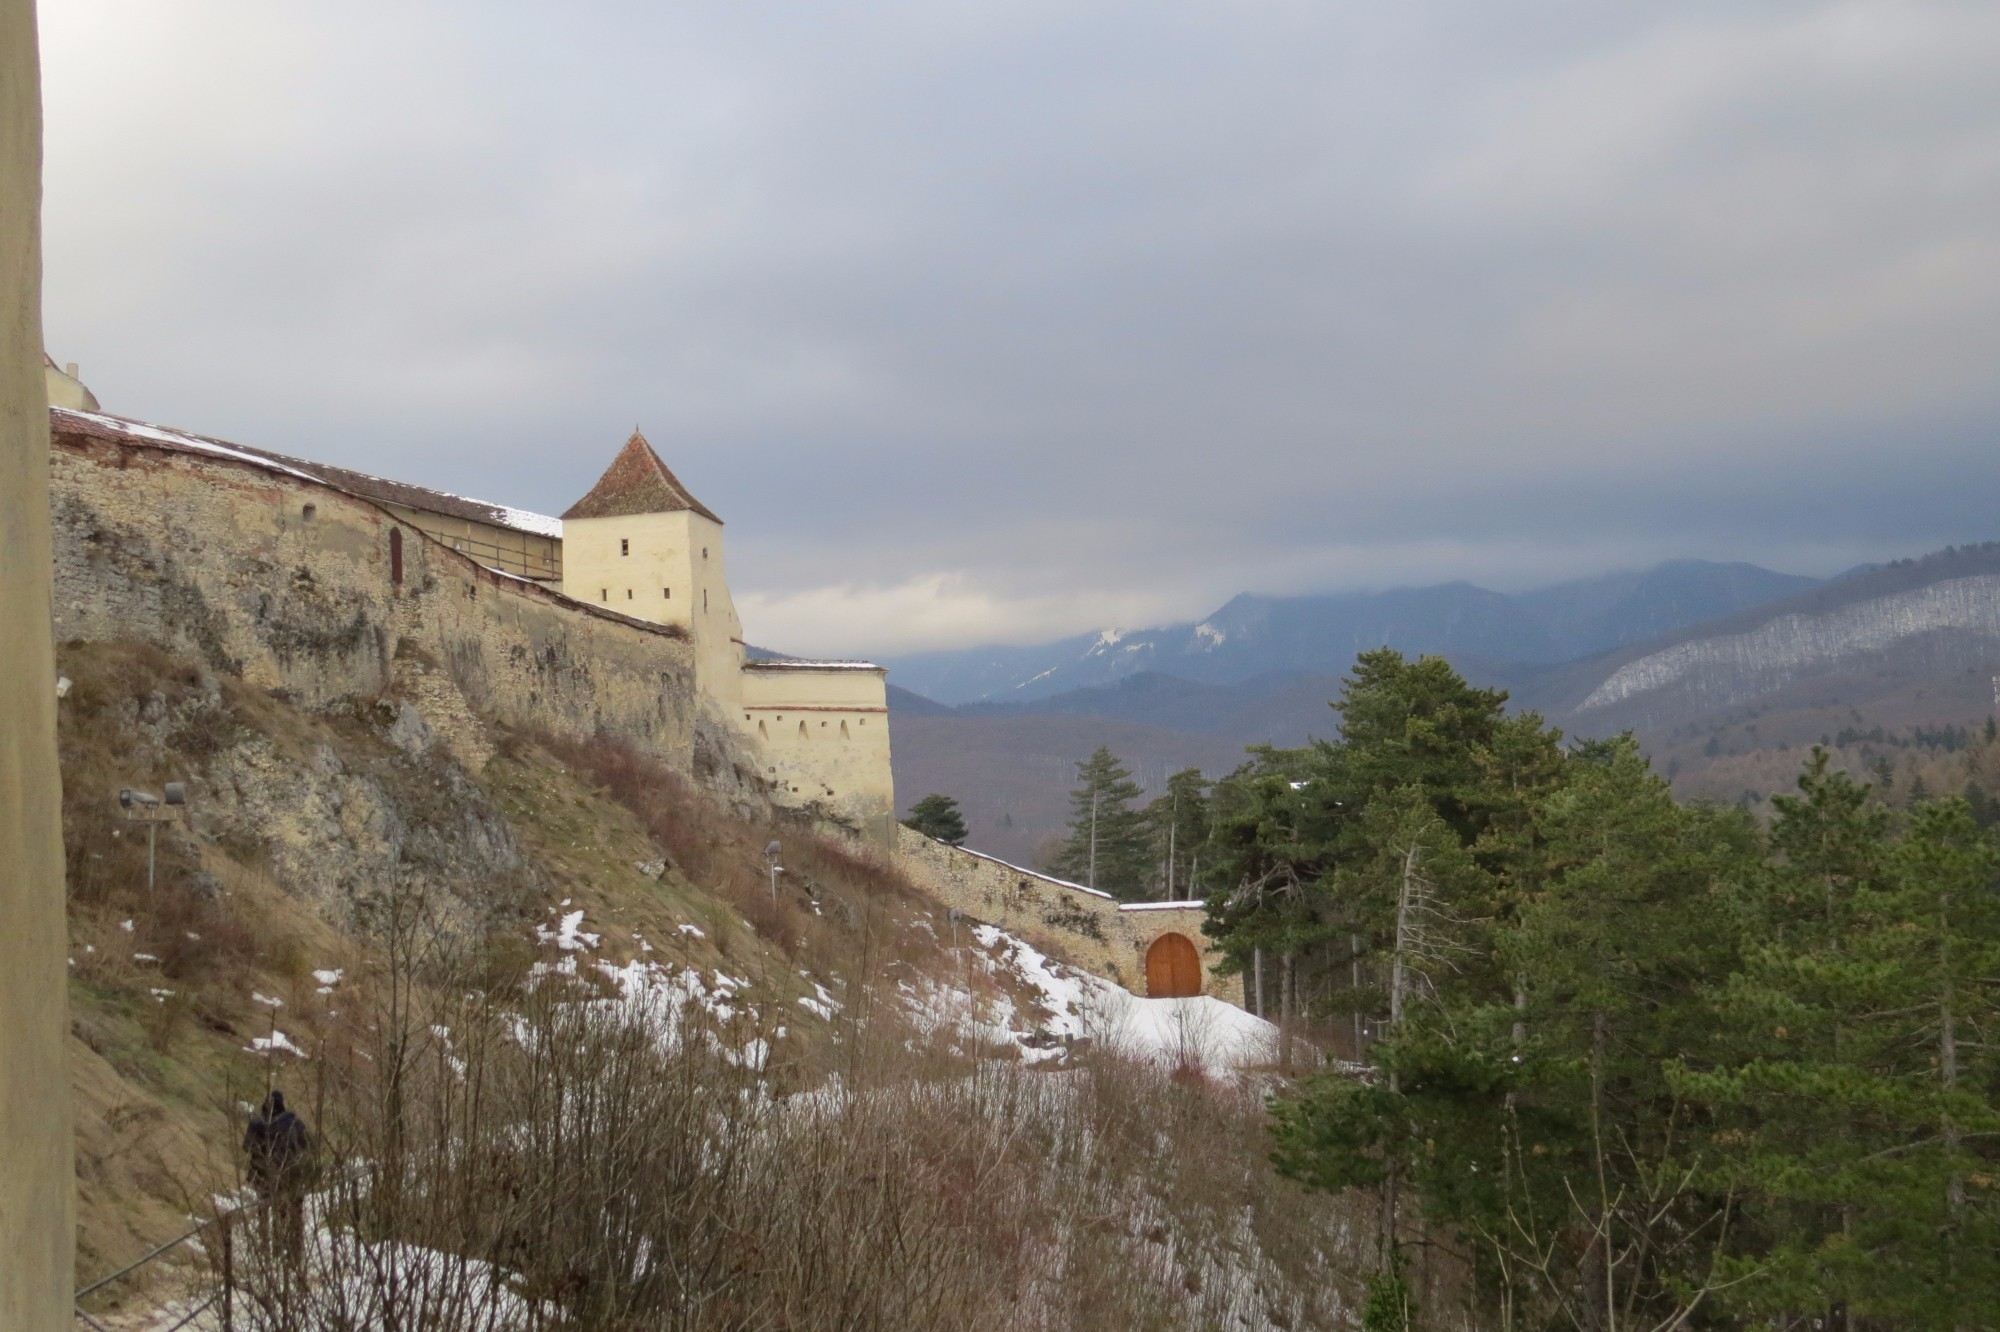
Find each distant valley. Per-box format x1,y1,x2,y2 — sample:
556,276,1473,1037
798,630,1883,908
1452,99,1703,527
884,549,2000,864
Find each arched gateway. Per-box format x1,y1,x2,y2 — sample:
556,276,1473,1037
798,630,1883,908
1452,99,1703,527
1144,932,1202,998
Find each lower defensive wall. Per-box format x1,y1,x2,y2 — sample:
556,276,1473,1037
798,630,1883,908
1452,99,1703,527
892,826,1239,1006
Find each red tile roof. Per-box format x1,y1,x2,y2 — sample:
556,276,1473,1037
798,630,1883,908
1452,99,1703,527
562,429,721,524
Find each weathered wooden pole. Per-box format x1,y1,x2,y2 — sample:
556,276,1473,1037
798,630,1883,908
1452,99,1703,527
0,2,76,1325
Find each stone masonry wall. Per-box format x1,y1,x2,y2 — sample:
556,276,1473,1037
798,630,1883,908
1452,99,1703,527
892,825,1239,1006
49,421,701,772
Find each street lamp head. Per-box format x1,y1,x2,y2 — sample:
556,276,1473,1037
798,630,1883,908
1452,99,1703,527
764,840,782,862
163,782,186,806
119,788,159,809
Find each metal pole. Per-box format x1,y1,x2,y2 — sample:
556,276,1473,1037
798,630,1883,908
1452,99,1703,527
147,823,157,894
769,862,777,907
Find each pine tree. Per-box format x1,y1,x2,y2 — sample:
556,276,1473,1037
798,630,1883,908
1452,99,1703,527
1143,767,1210,899
900,793,968,844
1681,779,2000,1327
1047,747,1151,899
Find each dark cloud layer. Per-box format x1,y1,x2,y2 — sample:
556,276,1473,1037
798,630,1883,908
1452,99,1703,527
39,0,2000,654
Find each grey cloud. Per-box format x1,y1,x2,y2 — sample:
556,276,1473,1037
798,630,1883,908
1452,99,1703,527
37,0,2000,655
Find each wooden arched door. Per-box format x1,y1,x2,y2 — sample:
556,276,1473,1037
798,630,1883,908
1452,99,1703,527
1145,932,1202,998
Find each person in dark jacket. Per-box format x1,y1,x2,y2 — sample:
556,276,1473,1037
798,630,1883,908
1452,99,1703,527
243,1090,311,1267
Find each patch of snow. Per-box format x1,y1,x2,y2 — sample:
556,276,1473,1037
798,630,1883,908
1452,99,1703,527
537,909,600,952
489,503,563,539
798,992,836,1020
248,1030,309,1058
677,922,706,938
1193,621,1227,648
252,991,284,1008
976,925,1278,1073
1118,899,1207,912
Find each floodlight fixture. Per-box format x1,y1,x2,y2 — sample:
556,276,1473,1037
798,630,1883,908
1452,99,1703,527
116,782,190,893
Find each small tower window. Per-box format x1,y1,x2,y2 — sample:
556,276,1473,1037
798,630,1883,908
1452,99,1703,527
663,587,671,599
798,720,808,738
702,547,709,558
703,589,709,611
389,528,403,585
840,720,849,739
626,589,633,600
301,503,316,521
601,588,608,601
620,538,629,556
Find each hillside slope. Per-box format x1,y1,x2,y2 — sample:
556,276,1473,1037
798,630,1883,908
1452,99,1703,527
57,638,1368,1330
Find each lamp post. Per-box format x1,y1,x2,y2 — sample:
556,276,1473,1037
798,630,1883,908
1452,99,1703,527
764,839,783,907
118,782,186,893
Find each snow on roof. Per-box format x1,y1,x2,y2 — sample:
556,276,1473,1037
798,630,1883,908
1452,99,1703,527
54,407,327,483
1117,900,1208,912
928,839,1116,901
742,658,885,672
50,407,564,540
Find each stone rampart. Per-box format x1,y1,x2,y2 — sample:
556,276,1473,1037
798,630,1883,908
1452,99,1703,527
49,413,701,772
892,825,1238,1005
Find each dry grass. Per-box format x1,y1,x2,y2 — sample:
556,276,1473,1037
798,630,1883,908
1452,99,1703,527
55,644,1374,1327
205,888,1368,1331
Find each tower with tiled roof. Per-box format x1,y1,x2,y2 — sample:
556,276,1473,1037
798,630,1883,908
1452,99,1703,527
560,427,896,841
560,429,745,707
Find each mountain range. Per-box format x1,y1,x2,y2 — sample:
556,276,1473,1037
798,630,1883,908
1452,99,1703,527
884,560,1822,705
881,548,2000,865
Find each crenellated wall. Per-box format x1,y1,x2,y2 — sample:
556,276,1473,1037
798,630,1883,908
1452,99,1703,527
892,825,1237,1005
48,415,702,773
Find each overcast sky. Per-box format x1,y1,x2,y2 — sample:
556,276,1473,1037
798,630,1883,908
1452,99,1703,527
38,0,2000,657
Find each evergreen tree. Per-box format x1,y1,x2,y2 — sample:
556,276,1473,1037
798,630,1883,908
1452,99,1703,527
900,793,968,844
1143,767,1211,899
1048,747,1151,899
1679,775,2000,1327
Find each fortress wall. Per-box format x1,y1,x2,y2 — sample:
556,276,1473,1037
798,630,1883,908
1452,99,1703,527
48,422,700,770
740,665,895,841
378,501,561,585
892,825,1237,1005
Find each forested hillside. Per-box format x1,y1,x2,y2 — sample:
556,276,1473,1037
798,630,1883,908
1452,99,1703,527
885,560,1819,705
1206,648,2000,1329
891,545,2000,857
